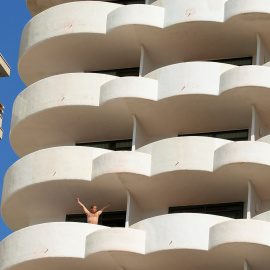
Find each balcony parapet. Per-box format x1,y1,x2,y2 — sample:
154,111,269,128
11,63,270,157
0,222,106,270
19,0,270,85
2,216,270,270
4,138,270,230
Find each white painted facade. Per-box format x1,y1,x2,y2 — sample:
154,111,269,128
2,0,270,269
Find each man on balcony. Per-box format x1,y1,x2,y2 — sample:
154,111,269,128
76,198,111,224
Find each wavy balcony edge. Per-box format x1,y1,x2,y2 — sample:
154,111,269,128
10,63,270,157
3,138,270,230
2,216,270,270
18,0,270,85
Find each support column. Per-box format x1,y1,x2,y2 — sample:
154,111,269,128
247,180,261,219
125,190,143,227
250,105,267,141
256,33,270,65
244,260,252,270
139,45,157,77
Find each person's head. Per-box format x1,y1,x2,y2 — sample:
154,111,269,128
91,205,97,213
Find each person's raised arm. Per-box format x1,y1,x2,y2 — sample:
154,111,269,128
98,202,111,215
77,198,90,215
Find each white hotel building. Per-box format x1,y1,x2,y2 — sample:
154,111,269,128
1,0,270,269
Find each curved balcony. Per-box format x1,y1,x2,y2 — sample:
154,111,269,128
1,146,127,231
214,141,270,200
19,0,270,85
253,211,270,222
2,216,270,270
4,137,270,230
0,222,106,270
11,63,270,157
225,0,270,21
19,1,141,86
209,219,270,268
10,73,133,157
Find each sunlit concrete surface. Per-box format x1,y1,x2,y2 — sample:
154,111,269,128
10,63,270,157
4,138,270,230
2,216,270,270
19,1,270,85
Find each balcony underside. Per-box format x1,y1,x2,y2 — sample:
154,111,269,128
11,63,270,157
19,0,270,85
1,217,270,270
3,138,270,230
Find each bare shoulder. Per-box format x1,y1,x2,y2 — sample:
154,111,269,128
97,210,102,216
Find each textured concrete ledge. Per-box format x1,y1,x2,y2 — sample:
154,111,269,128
11,63,270,157
2,217,270,270
4,138,270,230
19,1,270,85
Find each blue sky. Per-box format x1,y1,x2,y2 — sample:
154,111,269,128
0,1,32,241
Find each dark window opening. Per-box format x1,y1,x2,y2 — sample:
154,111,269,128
178,129,249,142
76,139,132,151
212,57,253,66
86,67,139,77
169,202,244,219
66,211,126,227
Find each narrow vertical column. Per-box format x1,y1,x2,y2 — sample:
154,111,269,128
125,190,143,227
250,105,256,141
244,260,252,270
247,180,261,219
256,33,270,65
139,45,157,77
132,115,137,151
132,115,151,150
250,105,267,141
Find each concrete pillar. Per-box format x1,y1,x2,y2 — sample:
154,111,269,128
256,33,270,65
139,45,157,76
125,190,143,227
244,260,252,270
250,105,268,141
247,180,261,219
